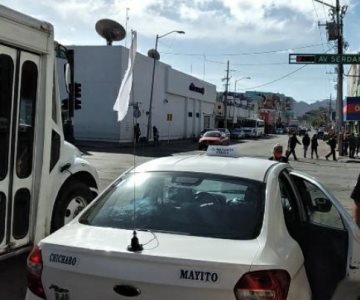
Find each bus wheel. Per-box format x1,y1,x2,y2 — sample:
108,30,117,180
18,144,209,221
51,180,93,232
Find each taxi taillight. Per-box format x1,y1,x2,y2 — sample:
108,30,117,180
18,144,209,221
27,245,46,299
234,270,290,300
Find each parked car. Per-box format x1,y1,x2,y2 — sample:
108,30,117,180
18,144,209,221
288,125,299,135
198,131,230,150
26,148,360,300
198,128,214,139
276,127,285,134
298,127,306,136
242,128,256,138
230,128,245,139
215,128,231,138
317,130,324,140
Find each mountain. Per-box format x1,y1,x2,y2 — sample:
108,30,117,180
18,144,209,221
293,99,333,117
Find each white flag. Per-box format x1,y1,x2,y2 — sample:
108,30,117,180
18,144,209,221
113,31,137,121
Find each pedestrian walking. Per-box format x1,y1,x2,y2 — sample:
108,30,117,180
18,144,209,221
356,134,360,156
311,134,319,159
286,133,301,161
349,133,356,158
269,143,288,163
302,133,310,158
134,123,141,144
350,173,360,228
153,126,159,146
343,133,349,156
325,134,337,161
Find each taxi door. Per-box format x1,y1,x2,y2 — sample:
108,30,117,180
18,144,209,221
290,171,360,299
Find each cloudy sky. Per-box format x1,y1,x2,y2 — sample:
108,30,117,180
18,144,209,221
3,0,358,103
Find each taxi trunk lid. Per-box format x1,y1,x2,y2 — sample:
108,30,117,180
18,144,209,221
40,223,260,300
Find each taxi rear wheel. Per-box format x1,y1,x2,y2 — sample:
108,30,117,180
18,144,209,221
51,180,93,232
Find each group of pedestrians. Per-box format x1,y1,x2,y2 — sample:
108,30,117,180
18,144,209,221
269,134,360,228
284,132,321,161
134,123,160,146
268,131,341,162
343,133,360,158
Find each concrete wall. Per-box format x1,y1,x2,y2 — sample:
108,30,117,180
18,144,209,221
59,45,217,142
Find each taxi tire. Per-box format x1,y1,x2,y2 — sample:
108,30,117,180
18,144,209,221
51,180,93,232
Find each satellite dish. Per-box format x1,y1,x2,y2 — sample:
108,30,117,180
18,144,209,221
148,49,160,61
95,19,126,45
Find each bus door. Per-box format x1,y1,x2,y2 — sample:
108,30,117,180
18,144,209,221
0,45,40,254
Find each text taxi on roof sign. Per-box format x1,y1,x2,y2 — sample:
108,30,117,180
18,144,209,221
206,145,241,158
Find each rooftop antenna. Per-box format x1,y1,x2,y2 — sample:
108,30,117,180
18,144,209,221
95,19,126,45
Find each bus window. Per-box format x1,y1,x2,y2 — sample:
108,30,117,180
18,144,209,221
0,193,5,243
13,189,30,239
257,120,265,128
16,61,38,179
0,54,14,180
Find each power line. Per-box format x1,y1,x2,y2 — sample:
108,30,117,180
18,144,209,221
237,46,335,90
238,65,308,90
312,0,334,94
159,43,324,57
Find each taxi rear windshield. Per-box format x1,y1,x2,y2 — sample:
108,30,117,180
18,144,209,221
80,172,265,240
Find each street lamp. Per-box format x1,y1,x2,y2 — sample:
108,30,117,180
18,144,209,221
234,76,251,95
234,77,251,107
146,30,185,141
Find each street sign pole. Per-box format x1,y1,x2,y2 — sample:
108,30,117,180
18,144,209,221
168,121,170,144
166,113,172,144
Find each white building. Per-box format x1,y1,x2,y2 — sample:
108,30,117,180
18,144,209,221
58,46,217,142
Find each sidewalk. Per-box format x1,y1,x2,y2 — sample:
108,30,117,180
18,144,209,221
75,138,195,150
337,155,360,163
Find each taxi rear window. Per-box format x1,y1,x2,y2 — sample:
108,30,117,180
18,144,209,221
80,172,265,240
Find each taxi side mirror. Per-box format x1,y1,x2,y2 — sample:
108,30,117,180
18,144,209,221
314,197,332,213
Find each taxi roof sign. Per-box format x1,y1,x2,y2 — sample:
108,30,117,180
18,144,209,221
206,146,241,158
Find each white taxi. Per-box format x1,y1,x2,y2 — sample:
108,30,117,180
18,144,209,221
26,146,360,300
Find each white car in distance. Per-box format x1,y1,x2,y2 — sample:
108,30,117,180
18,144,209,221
26,147,360,300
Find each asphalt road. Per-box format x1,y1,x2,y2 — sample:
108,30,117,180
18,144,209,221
1,134,359,300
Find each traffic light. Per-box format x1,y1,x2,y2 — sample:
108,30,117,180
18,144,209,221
61,98,69,110
296,55,315,63
74,82,82,110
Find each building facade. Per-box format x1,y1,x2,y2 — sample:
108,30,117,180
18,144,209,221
216,90,294,133
58,46,217,143
345,64,360,134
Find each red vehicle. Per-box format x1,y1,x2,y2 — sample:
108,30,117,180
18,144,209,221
198,131,230,150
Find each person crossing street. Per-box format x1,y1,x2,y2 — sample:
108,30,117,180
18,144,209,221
311,133,319,159
286,132,301,161
325,134,337,161
302,133,310,158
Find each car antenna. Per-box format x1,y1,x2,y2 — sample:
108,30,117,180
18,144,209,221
127,56,143,252
127,103,143,252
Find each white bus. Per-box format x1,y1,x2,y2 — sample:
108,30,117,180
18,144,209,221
0,5,99,259
239,119,265,138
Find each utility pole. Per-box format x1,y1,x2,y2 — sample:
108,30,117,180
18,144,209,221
336,0,344,155
223,60,230,129
329,94,332,123
315,0,346,155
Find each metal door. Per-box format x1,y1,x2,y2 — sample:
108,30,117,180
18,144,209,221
0,45,39,253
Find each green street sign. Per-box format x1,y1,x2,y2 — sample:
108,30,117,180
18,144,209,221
289,53,360,64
